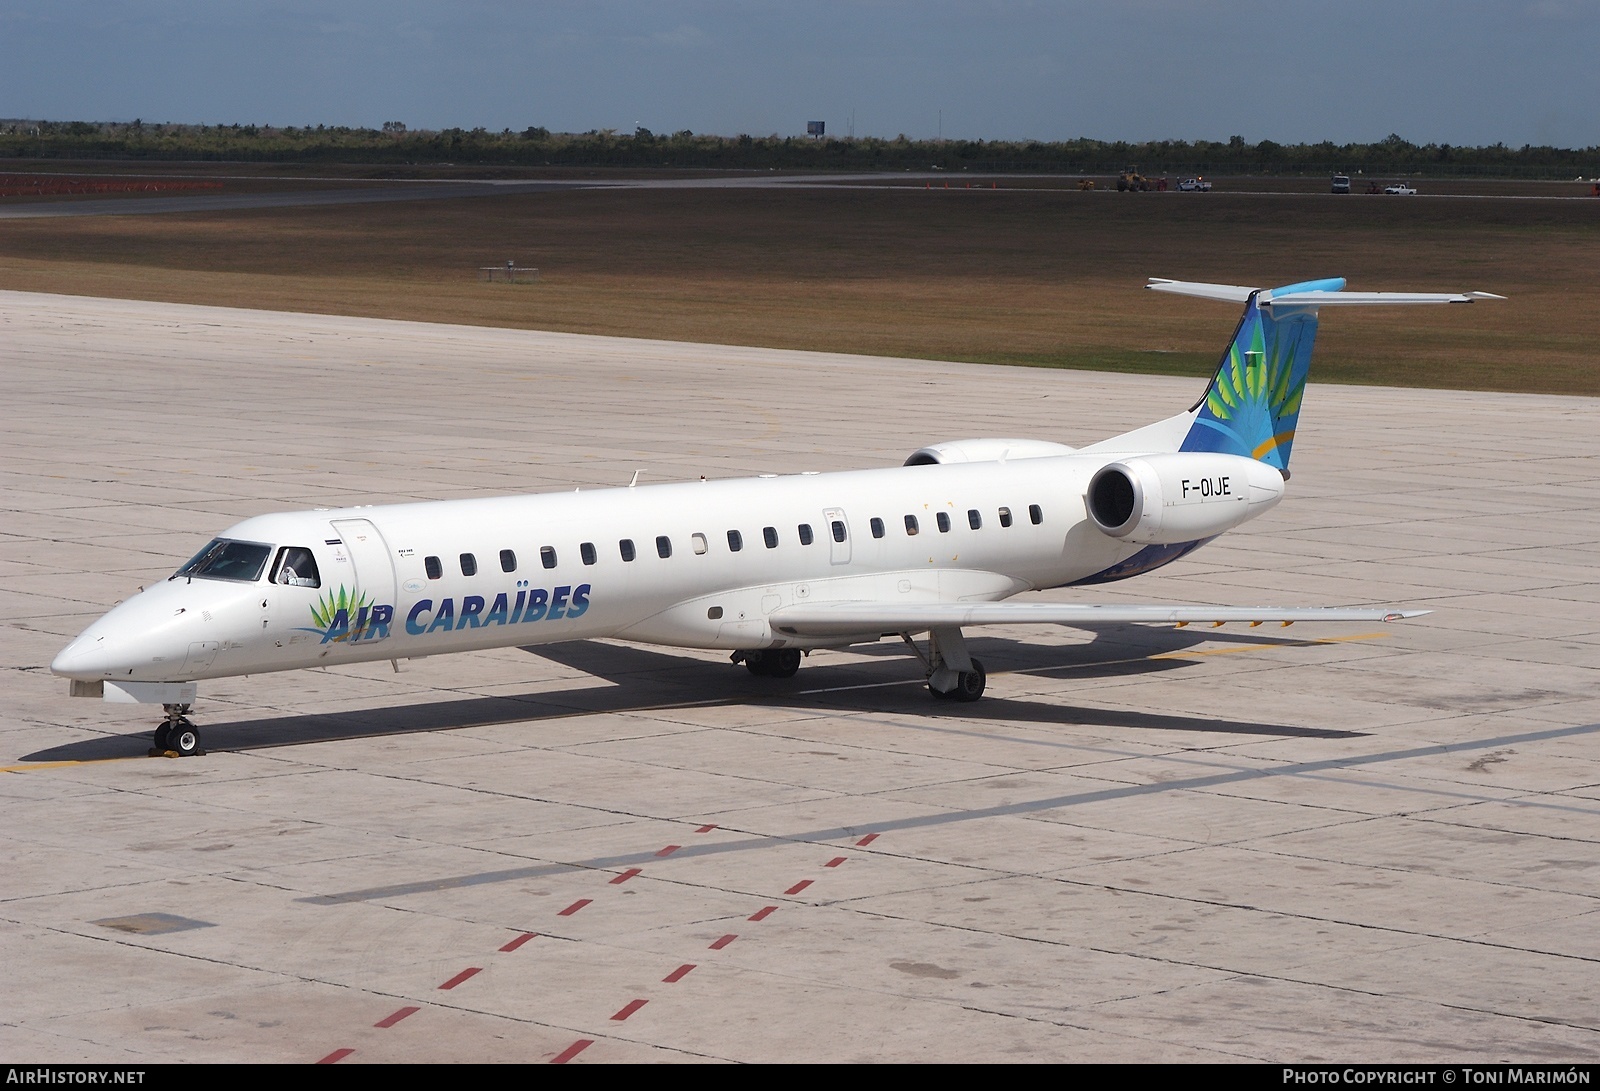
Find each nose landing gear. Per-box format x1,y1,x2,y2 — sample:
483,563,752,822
151,704,204,758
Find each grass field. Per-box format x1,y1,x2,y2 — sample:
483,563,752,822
1,173,1595,395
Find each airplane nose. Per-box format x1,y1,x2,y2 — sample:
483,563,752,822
52,634,114,679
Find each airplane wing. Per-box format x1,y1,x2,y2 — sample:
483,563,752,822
767,602,1426,639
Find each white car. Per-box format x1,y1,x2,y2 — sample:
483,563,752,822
1383,183,1417,195
1177,177,1212,192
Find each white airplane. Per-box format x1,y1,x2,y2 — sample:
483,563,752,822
52,277,1501,756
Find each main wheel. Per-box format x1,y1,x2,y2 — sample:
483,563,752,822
744,652,770,676
152,723,172,751
951,659,986,703
168,720,202,757
767,649,802,678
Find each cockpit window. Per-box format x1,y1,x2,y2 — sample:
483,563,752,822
173,538,273,583
271,546,321,588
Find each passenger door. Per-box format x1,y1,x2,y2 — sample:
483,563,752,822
330,518,399,642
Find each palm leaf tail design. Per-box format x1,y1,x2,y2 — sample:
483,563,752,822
1181,298,1319,471
309,586,373,634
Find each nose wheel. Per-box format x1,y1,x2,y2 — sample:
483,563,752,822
151,704,204,757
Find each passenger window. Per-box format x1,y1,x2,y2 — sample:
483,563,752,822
656,535,672,559
500,549,517,573
968,509,982,530
831,520,846,543
692,533,708,555
763,526,778,549
425,556,442,579
460,553,477,576
999,506,1013,528
799,523,814,545
936,512,950,533
1029,504,1043,525
619,539,636,562
728,530,743,552
870,517,885,539
581,542,597,565
905,515,919,536
541,546,557,569
271,546,321,588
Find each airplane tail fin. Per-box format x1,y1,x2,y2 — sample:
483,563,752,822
1143,278,1501,473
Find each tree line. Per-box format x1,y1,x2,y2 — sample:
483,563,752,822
1,120,1593,178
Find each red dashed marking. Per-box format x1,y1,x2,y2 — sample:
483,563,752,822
611,998,648,1021
551,1039,594,1064
610,868,642,885
695,824,717,834
708,934,737,950
499,932,537,952
748,905,777,922
317,1049,354,1064
824,856,846,868
438,967,481,990
656,844,681,857
374,1006,419,1029
785,879,813,895
558,898,592,916
856,833,878,846
663,963,696,983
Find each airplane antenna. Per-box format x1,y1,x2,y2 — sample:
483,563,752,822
628,470,642,488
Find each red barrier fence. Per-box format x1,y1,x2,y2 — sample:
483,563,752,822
0,176,225,197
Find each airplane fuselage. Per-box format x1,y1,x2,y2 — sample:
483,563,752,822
52,450,1281,687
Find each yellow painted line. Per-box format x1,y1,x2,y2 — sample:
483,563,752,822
1151,632,1391,661
1,756,147,774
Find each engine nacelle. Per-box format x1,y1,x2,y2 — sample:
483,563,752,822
1086,453,1286,545
905,438,1077,466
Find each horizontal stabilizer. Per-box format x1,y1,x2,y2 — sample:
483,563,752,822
1146,279,1257,303
768,601,1426,638
1147,278,1502,307
1265,290,1504,307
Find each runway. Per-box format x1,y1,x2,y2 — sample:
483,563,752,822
2,291,1598,1062
0,179,590,220
1,171,1589,220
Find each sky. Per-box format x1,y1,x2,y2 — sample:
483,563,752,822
3,1,1598,148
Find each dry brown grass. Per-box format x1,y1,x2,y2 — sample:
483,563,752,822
0,182,1594,394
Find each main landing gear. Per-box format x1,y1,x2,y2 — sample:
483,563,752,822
732,648,803,678
151,704,204,758
908,628,986,703
735,628,990,703
929,658,987,702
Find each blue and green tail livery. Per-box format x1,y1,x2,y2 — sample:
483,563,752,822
1178,278,1341,471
